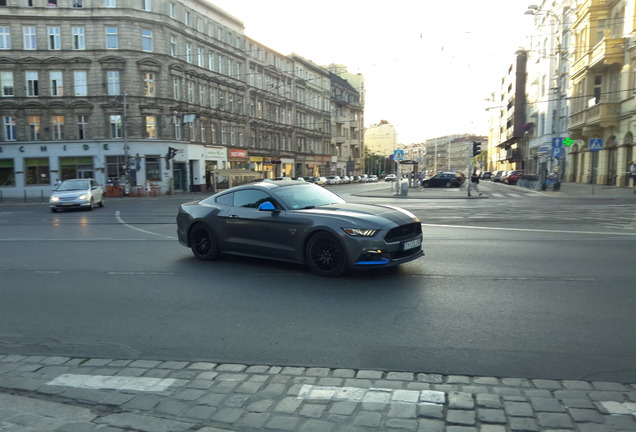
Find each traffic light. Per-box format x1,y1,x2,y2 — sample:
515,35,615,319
472,141,482,157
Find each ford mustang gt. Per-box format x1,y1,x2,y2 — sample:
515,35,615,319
176,180,424,277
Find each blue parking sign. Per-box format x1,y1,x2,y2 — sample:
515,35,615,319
552,147,563,157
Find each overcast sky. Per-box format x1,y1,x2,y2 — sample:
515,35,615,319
210,0,534,144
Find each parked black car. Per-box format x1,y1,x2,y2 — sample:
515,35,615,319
421,172,465,188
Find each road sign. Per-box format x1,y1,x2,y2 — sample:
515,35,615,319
552,146,563,157
393,149,404,161
552,137,563,147
589,138,603,151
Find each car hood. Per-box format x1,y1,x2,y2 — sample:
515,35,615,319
51,190,89,198
297,203,419,226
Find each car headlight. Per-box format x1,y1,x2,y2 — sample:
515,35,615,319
342,228,378,237
50,196,60,202
78,194,88,200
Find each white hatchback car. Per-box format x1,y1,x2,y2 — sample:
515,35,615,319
49,178,104,212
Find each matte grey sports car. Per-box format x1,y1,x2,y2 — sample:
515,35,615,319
176,180,424,277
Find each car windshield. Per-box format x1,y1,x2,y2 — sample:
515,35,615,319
273,184,346,210
57,180,89,191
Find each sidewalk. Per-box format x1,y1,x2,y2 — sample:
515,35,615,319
352,181,636,200
1,354,635,432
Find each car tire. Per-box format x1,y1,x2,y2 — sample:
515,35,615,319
422,182,430,188
99,198,104,208
88,198,94,210
50,208,57,213
445,181,453,188
305,232,347,277
189,223,219,261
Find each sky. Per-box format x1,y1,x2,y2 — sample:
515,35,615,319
210,0,534,144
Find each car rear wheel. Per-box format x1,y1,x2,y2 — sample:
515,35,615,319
445,181,453,188
306,232,347,277
189,223,219,261
99,198,104,207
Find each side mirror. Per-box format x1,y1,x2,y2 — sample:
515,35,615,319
258,201,278,212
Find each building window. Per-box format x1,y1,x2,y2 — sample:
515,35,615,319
106,70,120,95
1,71,13,96
197,47,203,67
185,43,192,63
25,158,50,185
72,27,85,50
48,27,61,50
49,71,63,96
105,27,118,49
172,76,181,100
208,51,215,71
209,87,216,108
23,26,36,50
184,11,190,26
52,115,64,139
25,71,39,96
143,72,155,96
141,29,153,52
145,157,160,181
168,2,175,18
3,116,16,141
72,0,83,8
78,115,88,139
145,115,156,138
170,36,177,57
60,157,94,180
140,0,150,11
105,0,116,7
187,80,194,103
74,71,87,96
110,114,122,138
0,159,15,187
0,26,11,50
174,116,182,140
28,115,40,140
47,0,57,6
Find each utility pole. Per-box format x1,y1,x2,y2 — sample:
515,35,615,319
123,91,130,192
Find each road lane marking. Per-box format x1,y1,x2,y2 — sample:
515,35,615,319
422,223,636,236
47,374,176,392
297,384,445,405
115,211,176,239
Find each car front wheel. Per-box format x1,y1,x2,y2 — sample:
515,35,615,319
189,223,219,261
422,182,430,188
305,232,347,277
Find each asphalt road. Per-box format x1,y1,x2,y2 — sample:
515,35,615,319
1,183,635,383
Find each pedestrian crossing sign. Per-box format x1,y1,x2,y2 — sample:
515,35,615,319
393,150,404,161
589,139,603,151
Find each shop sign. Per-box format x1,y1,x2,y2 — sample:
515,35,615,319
206,147,226,159
228,149,248,158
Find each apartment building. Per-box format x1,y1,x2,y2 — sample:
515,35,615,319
502,0,636,187
489,50,528,173
0,0,363,198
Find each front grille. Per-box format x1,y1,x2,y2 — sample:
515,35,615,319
384,222,422,242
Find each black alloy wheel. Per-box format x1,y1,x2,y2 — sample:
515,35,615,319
189,223,219,261
306,232,347,277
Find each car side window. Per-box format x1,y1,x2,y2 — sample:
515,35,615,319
214,192,233,206
233,190,274,209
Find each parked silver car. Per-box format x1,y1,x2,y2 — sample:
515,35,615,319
49,178,104,212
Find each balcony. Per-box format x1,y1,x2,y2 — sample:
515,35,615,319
569,102,620,132
571,36,624,78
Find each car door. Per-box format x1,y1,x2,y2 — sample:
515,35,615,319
223,189,293,258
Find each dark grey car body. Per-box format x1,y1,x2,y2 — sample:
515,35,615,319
176,181,424,276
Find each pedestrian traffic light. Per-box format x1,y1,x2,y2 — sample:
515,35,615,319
472,141,482,157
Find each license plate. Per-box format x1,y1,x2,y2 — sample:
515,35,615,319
403,239,421,250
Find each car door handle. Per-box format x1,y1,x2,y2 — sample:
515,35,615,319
228,214,240,218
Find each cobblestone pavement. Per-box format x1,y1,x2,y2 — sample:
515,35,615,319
1,355,635,431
